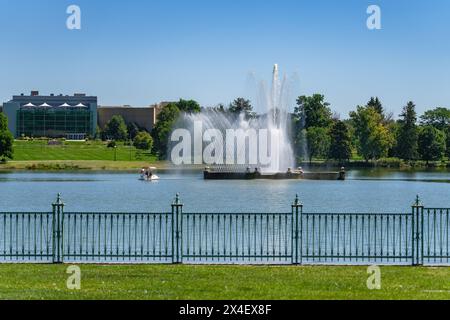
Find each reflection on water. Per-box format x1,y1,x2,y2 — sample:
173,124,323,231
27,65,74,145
1,169,450,213
349,168,450,180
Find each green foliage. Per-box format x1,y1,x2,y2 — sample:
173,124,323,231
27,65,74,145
446,127,450,158
127,122,140,140
0,112,8,131
102,116,128,141
294,94,333,130
228,98,255,118
176,99,201,113
133,131,154,150
0,131,14,161
151,103,181,158
0,113,13,161
420,107,450,131
396,102,418,160
367,97,384,117
418,126,446,163
328,121,352,163
294,129,308,161
350,106,394,161
306,127,330,162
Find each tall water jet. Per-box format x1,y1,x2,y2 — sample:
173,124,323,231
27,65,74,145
264,64,295,173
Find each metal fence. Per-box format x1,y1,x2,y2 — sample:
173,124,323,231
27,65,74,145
0,194,449,265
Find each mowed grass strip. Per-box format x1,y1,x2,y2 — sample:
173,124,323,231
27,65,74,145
0,265,450,300
12,140,156,162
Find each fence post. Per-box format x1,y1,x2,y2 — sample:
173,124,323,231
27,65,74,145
292,195,303,265
52,193,64,264
172,194,183,264
412,195,424,266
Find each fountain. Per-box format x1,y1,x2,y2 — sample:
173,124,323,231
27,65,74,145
170,65,345,180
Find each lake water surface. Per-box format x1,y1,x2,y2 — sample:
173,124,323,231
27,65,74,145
1,169,450,213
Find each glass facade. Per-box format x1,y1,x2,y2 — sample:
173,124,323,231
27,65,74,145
16,107,94,138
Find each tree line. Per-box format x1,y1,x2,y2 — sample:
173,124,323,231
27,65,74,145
1,95,449,167
293,95,450,165
151,96,450,166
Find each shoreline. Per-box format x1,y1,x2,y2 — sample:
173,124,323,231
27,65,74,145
0,159,449,172
0,160,166,172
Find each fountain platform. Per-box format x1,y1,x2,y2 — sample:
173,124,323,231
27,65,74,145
204,169,346,181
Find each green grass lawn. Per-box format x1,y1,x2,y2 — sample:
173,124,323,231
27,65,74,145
12,140,156,162
0,264,450,300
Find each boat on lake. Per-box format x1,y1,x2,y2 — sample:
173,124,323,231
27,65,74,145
140,167,160,181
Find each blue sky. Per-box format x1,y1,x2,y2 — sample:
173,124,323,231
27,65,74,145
0,0,449,117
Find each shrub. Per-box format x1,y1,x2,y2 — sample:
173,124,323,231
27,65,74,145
133,132,153,150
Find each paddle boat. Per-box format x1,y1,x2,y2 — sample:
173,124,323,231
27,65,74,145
140,167,160,181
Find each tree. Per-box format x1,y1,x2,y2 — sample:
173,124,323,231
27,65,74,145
420,107,450,131
420,108,450,157
395,102,418,160
294,94,333,130
367,97,393,124
127,122,140,140
151,103,180,158
349,106,394,161
0,113,13,161
367,97,384,117
294,129,308,161
328,121,352,164
306,127,330,163
228,98,255,118
103,115,128,141
446,127,450,158
133,131,153,150
176,99,201,114
418,126,446,164
0,112,8,131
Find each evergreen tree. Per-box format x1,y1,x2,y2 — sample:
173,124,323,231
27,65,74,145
228,98,255,118
396,102,418,160
367,97,384,116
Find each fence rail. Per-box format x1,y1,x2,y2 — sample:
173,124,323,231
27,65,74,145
0,212,53,262
0,194,449,265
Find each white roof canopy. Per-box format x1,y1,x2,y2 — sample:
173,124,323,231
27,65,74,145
75,103,87,107
39,103,52,107
23,103,36,107
59,103,71,107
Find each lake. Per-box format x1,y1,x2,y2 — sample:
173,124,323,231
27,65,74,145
1,169,450,213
